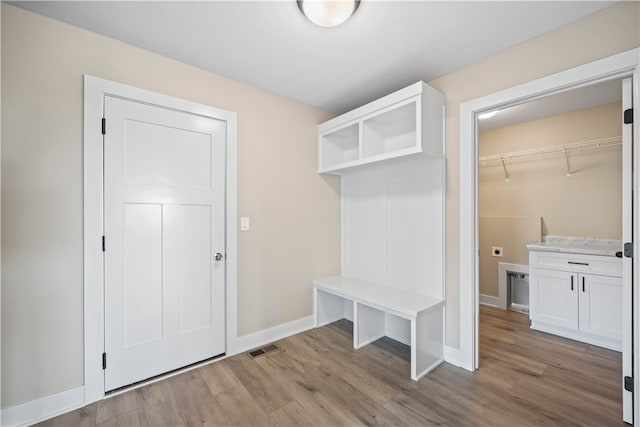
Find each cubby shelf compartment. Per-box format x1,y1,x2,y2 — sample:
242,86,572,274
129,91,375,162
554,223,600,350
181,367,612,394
320,122,360,169
318,81,445,174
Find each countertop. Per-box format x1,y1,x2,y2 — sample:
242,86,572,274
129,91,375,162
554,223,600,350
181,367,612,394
526,236,622,257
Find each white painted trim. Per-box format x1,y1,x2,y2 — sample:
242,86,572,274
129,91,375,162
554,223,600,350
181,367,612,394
498,262,529,310
1,386,85,427
443,345,465,368
621,76,633,424
632,65,640,427
459,48,640,422
225,109,239,358
531,322,621,352
83,75,238,404
478,294,500,308
233,315,315,354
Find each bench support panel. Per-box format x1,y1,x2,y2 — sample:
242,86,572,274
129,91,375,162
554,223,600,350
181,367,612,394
411,307,444,381
355,303,386,349
315,288,348,327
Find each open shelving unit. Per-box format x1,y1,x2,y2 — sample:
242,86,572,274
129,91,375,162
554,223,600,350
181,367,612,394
318,82,445,174
314,81,447,380
320,123,360,167
362,100,418,158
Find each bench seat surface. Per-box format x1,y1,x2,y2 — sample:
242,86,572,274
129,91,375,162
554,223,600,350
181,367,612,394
313,275,444,319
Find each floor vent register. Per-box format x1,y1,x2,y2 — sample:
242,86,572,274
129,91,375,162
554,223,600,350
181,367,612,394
247,344,278,358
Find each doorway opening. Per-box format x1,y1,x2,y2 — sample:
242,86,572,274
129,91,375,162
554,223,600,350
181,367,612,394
459,48,639,425
477,77,625,424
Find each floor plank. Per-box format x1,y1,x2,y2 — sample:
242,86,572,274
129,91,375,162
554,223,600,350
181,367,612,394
96,392,138,424
168,369,228,426
198,358,241,396
212,384,267,426
39,305,625,426
96,409,140,427
134,379,185,426
268,401,316,427
226,353,294,414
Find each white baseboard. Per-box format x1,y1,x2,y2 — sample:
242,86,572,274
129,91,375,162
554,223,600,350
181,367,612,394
444,345,468,369
479,294,500,308
531,321,621,352
233,315,315,355
1,386,85,427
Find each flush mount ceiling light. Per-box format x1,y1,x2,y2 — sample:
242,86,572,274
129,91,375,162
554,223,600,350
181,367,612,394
297,0,360,28
478,110,500,120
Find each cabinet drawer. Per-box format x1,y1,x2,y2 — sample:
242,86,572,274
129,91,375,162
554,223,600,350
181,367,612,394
530,251,621,277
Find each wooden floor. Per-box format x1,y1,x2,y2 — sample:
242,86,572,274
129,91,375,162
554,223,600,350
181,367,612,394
39,305,624,426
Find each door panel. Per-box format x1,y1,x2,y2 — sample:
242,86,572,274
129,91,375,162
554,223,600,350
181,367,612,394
531,268,578,330
579,274,622,340
123,203,163,348
104,96,226,391
179,204,213,333
125,119,212,188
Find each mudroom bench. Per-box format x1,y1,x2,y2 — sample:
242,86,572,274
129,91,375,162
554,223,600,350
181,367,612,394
313,276,445,381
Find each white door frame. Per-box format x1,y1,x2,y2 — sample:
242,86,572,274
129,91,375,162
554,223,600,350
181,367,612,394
83,75,238,403
459,48,639,415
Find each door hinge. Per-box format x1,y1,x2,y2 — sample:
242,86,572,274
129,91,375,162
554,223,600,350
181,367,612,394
102,352,107,370
624,108,633,124
102,235,106,252
624,375,633,392
101,118,106,135
624,242,633,258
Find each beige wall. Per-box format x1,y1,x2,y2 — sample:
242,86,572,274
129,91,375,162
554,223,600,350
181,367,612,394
479,102,622,239
428,1,639,347
1,0,639,410
1,4,340,408
479,217,541,297
478,103,622,298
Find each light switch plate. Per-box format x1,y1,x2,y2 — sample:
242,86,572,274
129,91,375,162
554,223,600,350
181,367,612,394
240,217,250,231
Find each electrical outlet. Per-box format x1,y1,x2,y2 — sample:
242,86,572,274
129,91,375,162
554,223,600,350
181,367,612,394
492,246,503,257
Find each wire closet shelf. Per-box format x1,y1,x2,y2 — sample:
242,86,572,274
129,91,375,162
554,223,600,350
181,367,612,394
478,136,621,166
478,136,621,180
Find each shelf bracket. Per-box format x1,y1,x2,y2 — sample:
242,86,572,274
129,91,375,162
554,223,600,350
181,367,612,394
500,157,510,182
562,146,571,177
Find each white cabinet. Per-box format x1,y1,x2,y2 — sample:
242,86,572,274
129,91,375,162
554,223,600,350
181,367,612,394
530,268,579,330
579,273,622,340
529,251,622,351
318,82,445,174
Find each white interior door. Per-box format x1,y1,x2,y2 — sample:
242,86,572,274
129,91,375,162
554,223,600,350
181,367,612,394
103,96,226,391
622,76,634,424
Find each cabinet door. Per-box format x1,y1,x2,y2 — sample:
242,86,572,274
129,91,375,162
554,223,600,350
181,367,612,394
578,274,622,340
530,268,578,330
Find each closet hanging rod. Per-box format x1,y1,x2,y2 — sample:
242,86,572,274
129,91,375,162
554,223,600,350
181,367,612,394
478,136,622,167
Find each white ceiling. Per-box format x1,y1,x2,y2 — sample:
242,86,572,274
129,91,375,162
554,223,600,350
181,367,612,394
478,78,623,131
11,1,618,115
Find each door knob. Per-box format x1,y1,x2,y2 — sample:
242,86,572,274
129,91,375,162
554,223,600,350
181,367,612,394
214,252,224,261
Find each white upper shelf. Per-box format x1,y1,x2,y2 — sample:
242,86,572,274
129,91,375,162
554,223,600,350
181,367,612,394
318,82,445,174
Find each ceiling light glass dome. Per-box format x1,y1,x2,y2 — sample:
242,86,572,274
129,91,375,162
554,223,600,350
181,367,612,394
297,0,360,28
